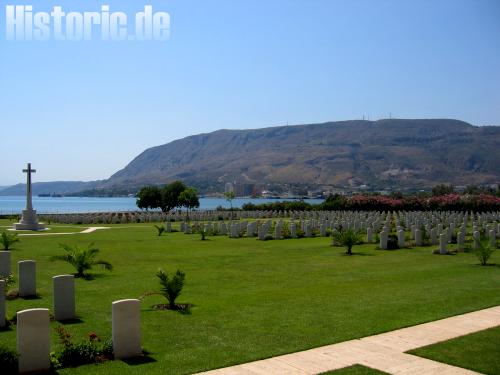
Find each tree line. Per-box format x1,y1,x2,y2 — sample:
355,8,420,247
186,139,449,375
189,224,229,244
136,181,199,213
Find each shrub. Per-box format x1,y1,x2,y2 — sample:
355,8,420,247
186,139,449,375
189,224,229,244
154,225,165,236
50,243,113,278
475,240,495,266
332,228,363,255
198,226,210,240
54,326,113,368
0,274,15,287
0,345,18,373
1,231,20,250
157,269,186,309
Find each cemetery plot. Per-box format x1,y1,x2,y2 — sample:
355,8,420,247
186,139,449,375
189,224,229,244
0,211,498,374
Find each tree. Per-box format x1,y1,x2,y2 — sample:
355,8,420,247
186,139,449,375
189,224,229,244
161,181,187,212
1,231,20,250
224,191,235,218
136,186,161,210
156,268,185,309
136,181,196,212
50,243,113,278
332,228,363,255
224,191,235,209
178,187,200,221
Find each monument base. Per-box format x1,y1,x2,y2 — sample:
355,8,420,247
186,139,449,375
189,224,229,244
13,209,46,231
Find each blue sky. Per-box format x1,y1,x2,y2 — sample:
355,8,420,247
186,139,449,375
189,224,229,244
1,0,499,185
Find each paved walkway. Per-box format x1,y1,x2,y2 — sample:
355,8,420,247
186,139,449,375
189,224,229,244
14,226,110,236
199,305,500,375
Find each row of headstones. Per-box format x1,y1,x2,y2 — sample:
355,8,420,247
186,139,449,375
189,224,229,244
8,299,141,373
41,210,273,224
169,214,500,247
40,210,500,225
376,225,498,252
174,220,321,239
0,259,76,327
0,257,141,373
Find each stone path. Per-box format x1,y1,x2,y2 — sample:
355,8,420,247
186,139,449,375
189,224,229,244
198,305,500,375
14,227,110,236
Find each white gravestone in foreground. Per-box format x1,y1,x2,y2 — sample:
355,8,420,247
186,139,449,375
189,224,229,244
112,299,142,359
19,260,36,297
53,275,75,321
17,308,50,373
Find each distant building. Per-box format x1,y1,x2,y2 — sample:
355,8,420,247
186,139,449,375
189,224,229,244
224,182,234,193
233,183,255,197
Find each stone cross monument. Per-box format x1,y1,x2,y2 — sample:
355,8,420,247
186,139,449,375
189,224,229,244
14,163,46,231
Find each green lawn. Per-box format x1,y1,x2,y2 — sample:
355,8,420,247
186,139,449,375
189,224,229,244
408,326,500,375
0,224,89,234
0,220,499,374
322,365,388,374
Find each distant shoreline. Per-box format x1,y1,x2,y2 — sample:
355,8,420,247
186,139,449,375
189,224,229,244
0,196,325,215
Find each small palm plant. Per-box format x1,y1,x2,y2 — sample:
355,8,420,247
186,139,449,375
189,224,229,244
154,225,166,236
157,268,185,309
50,243,113,278
475,240,495,266
200,227,208,241
332,228,363,255
1,231,20,250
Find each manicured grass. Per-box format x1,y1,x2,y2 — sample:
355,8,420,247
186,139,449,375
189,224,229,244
408,326,500,375
0,219,499,374
322,364,388,374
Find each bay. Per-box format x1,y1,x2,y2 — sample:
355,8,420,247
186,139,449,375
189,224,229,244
0,196,324,214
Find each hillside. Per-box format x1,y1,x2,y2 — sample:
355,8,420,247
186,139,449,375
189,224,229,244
104,119,500,190
0,181,97,196
3,119,498,196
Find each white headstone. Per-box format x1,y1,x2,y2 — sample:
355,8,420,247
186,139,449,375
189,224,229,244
274,224,282,240
17,308,50,373
53,275,75,321
319,222,327,237
0,250,11,277
430,228,437,245
112,299,142,359
457,231,465,251
398,230,405,248
489,229,496,248
366,227,373,243
439,233,447,254
305,223,312,237
473,231,480,251
379,231,388,250
19,260,36,297
230,224,238,238
258,225,266,240
415,229,422,246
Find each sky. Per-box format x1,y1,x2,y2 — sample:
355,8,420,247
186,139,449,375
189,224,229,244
0,0,499,185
